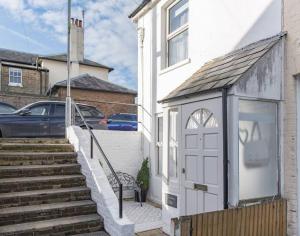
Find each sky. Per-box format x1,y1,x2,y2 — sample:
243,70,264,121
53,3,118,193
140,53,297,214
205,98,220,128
0,0,142,90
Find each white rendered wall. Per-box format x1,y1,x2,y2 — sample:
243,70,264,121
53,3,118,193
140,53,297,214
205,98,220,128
92,130,143,182
67,126,135,236
42,59,109,86
135,0,282,233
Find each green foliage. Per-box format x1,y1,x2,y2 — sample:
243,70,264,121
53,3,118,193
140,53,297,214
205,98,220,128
137,158,150,191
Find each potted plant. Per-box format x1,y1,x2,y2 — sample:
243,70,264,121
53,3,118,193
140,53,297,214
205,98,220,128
136,158,149,202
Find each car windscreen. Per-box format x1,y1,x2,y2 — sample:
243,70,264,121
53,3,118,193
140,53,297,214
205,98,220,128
77,105,104,118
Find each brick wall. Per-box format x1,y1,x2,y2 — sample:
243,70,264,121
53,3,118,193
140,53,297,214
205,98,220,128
56,87,137,117
283,0,300,235
1,65,48,95
0,92,61,109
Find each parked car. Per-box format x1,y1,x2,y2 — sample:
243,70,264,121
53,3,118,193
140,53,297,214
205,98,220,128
0,101,107,138
107,113,137,131
0,102,16,114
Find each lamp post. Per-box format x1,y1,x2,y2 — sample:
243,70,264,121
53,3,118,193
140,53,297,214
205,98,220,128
65,0,72,132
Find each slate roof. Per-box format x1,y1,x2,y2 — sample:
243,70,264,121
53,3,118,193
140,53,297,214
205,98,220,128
129,0,150,18
161,33,285,103
51,74,137,95
0,49,113,71
39,54,113,72
0,48,39,65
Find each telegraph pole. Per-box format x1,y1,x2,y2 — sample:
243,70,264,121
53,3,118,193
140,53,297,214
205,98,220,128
65,0,72,131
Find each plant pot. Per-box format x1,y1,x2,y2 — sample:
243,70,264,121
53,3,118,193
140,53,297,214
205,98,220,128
134,189,148,202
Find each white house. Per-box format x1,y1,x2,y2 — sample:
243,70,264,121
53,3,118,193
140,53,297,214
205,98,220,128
130,0,285,234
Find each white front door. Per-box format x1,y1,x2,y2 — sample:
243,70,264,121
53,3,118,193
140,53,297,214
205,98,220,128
181,98,224,215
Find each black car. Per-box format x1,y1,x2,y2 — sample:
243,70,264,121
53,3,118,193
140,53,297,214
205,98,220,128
0,101,106,138
0,102,17,114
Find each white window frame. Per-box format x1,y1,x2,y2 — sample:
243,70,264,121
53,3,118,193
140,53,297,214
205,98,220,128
156,114,163,176
9,67,22,87
168,108,179,180
166,0,189,67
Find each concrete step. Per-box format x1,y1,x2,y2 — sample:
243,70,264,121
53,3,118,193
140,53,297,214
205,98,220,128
0,200,97,226
75,232,109,236
0,152,77,166
0,143,74,152
0,164,81,178
0,187,91,209
0,175,86,193
0,214,104,235
0,138,68,144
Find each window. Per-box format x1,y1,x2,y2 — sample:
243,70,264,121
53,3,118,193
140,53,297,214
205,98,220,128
238,100,278,200
167,0,189,67
29,104,50,116
169,109,178,178
156,115,163,175
53,104,65,116
186,108,218,129
9,68,22,86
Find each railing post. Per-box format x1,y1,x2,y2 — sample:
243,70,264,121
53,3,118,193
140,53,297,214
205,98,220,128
119,184,123,218
90,135,93,159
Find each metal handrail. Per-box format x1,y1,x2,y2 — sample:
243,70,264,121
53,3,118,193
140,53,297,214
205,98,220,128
71,100,123,218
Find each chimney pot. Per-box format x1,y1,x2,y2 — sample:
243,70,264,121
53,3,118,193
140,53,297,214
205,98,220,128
79,20,82,28
71,18,74,24
75,19,79,27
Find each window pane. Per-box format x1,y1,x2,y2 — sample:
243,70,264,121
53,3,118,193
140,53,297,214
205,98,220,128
29,105,49,116
53,105,65,116
239,100,278,200
158,146,163,175
169,109,178,178
168,30,188,66
158,117,163,142
157,116,163,175
9,68,22,84
169,0,188,33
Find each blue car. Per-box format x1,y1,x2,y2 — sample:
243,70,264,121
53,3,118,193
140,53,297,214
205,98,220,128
107,113,137,131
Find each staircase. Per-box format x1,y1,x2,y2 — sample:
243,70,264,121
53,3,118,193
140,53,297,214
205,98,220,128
0,138,108,235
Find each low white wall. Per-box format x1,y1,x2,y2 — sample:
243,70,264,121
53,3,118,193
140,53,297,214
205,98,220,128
67,126,135,236
92,130,143,179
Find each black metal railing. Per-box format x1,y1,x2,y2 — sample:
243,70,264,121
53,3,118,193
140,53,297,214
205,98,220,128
71,100,123,218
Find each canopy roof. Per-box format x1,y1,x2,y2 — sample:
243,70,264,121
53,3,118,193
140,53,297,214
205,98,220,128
161,33,285,103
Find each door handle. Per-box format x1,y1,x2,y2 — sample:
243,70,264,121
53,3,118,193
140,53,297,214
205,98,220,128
194,183,208,192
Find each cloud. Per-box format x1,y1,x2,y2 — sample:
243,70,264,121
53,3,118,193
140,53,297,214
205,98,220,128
0,0,141,89
0,24,50,50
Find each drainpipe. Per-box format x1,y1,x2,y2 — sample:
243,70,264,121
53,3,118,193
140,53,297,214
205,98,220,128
222,88,229,209
138,27,145,158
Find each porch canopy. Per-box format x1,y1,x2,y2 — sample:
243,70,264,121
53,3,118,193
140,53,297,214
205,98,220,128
159,32,285,211
160,32,285,103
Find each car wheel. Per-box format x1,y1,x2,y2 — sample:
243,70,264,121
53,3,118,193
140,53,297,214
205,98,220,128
0,129,2,138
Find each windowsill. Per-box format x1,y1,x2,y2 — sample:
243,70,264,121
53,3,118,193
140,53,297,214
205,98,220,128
8,83,23,87
160,58,191,75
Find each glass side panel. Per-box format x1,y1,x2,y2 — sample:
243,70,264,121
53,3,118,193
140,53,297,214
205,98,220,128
239,100,278,200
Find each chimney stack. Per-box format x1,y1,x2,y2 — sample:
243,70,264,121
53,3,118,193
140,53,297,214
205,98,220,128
70,17,84,78
70,17,84,62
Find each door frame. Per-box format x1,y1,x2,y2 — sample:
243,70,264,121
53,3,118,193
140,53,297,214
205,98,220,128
179,97,224,216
